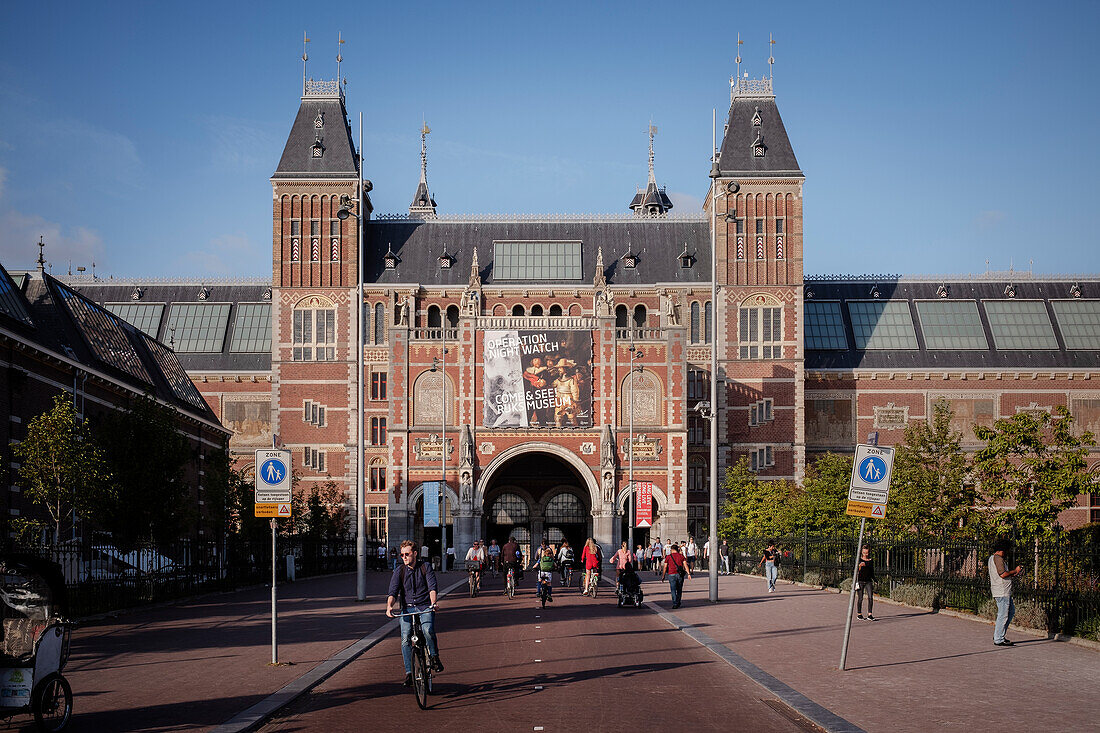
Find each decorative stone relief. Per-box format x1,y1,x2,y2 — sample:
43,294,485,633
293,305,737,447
873,403,909,430
478,442,496,455
580,442,596,455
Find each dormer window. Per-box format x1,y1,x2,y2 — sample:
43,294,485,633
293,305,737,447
753,144,766,158
314,110,324,129
439,249,453,269
679,245,694,269
311,136,325,158
384,244,399,270
751,106,762,126
622,252,638,269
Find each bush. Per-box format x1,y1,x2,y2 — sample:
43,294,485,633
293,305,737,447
891,583,939,609
978,597,1049,631
839,577,854,592
803,571,824,587
1075,615,1100,641
778,565,800,581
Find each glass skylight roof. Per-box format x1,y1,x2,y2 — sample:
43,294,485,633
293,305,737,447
916,301,989,350
984,300,1058,349
847,301,918,350
493,241,582,281
804,301,848,349
165,303,231,353
1052,300,1100,350
229,303,271,353
105,303,164,338
53,281,152,384
0,267,35,328
140,333,209,411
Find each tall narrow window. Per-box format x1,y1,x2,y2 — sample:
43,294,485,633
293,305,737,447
371,371,387,401
373,302,385,345
427,305,441,328
704,301,713,344
369,459,387,493
632,305,647,328
690,302,701,343
370,417,387,445
615,305,629,329
739,305,782,359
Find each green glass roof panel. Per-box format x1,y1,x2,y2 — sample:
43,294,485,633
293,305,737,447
165,303,231,353
916,300,989,350
105,303,164,338
805,301,847,350
984,300,1058,350
493,241,582,281
847,300,918,350
1052,300,1100,350
229,303,271,353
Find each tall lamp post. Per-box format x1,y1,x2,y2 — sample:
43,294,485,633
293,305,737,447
707,121,740,603
627,347,643,555
431,341,448,571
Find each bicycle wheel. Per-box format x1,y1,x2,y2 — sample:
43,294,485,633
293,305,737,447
469,573,476,597
591,576,598,597
32,674,72,732
412,648,429,709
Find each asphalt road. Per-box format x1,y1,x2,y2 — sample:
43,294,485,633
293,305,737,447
260,573,818,733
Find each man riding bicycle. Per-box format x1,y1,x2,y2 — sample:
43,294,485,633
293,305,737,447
501,536,522,592
386,539,443,686
487,539,501,577
464,540,483,591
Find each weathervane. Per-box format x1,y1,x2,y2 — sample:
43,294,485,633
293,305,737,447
420,120,431,180
648,121,657,182
337,32,345,89
736,33,743,80
301,31,311,91
769,34,776,80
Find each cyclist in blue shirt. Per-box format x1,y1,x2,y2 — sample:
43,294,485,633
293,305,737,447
386,540,443,686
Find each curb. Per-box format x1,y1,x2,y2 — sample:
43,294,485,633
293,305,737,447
209,575,468,733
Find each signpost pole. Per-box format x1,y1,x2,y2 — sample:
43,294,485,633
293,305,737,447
270,517,278,665
839,516,866,671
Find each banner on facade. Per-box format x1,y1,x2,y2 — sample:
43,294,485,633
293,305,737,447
635,481,653,528
422,481,442,528
482,330,593,428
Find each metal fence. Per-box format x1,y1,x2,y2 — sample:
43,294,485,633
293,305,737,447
8,536,388,618
723,529,1100,637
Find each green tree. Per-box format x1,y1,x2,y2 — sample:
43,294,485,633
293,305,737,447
98,395,194,549
888,399,975,534
972,406,1094,540
14,393,112,543
717,458,758,538
718,458,803,538
798,452,858,534
302,480,349,540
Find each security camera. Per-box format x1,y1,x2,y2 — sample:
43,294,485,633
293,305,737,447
693,401,711,414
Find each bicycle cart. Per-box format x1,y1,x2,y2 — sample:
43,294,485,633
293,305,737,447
0,555,73,732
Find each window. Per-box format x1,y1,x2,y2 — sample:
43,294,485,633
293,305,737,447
427,305,441,328
371,371,387,400
688,457,707,491
493,241,582,280
984,301,1058,349
735,218,745,234
105,303,164,338
303,400,326,427
304,447,326,472
687,369,709,401
632,305,647,328
310,221,319,236
229,303,272,353
530,304,543,316
805,301,848,350
1052,300,1100,350
370,417,387,445
545,493,586,523
775,219,784,235
368,506,387,539
688,414,706,445
847,301,919,350
489,493,530,523
291,221,301,236
373,303,386,345
749,398,773,427
749,446,774,472
916,301,988,350
690,302,700,343
739,305,783,359
511,304,525,317
755,219,764,235
292,304,336,361
615,305,628,329
369,460,386,493
704,301,713,344
549,304,563,316
329,220,339,236
165,303,231,353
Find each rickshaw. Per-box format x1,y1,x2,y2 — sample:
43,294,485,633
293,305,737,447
0,554,73,731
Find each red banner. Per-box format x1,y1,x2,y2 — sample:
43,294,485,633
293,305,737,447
635,481,653,528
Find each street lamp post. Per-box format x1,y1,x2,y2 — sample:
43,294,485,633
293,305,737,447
432,342,448,571
627,347,643,555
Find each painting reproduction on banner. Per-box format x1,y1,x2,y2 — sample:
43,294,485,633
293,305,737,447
483,330,593,428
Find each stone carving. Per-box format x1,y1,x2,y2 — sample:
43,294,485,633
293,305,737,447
397,294,411,326
601,424,616,468
663,291,680,326
459,424,474,467
460,469,473,505
602,470,615,504
478,442,496,455
580,442,596,455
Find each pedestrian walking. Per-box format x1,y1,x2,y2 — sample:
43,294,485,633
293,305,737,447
635,545,645,571
855,545,876,620
445,544,455,572
651,538,664,578
702,538,711,572
989,538,1023,646
758,541,779,592
684,537,698,571
719,540,731,575
663,542,692,609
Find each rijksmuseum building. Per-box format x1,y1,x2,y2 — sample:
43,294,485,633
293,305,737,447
64,70,1100,556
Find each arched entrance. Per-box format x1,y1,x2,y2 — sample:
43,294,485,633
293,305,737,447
481,449,594,562
618,487,663,551
410,484,455,569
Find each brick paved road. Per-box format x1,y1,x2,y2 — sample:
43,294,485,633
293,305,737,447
260,575,817,733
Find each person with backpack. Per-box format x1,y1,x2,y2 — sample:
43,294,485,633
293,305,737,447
557,540,575,586
386,539,443,686
663,542,692,609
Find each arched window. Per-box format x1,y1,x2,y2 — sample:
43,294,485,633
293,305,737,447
292,295,336,361
704,301,713,344
373,302,385,345
446,305,459,329
545,493,586,523
427,305,442,328
369,458,386,492
549,304,563,317
493,304,506,316
688,456,707,492
739,295,783,359
489,493,530,523
530,304,543,316
690,302,701,343
615,304,629,329
569,303,581,316
633,305,647,328
512,304,525,317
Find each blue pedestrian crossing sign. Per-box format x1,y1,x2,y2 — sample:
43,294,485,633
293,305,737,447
848,444,894,506
255,449,292,505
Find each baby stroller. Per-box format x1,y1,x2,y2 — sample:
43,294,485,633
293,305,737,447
616,563,644,608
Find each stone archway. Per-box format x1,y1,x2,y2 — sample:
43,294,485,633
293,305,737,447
476,442,600,510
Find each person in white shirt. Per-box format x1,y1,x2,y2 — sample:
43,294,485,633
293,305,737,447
684,538,698,571
988,539,1023,646
487,539,502,576
464,540,484,591
445,545,455,572
702,539,711,572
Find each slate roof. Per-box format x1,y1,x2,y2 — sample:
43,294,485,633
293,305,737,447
804,277,1100,371
272,94,359,180
363,217,712,287
0,267,223,425
718,94,802,177
46,277,272,373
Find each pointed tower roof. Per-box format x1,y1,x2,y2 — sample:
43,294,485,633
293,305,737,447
409,122,437,218
717,76,801,177
629,123,673,216
272,78,359,180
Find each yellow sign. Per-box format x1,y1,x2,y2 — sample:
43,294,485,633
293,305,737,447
846,500,887,519
255,503,292,518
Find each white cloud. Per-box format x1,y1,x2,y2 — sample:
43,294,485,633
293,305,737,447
0,209,104,271
668,191,704,212
203,116,281,170
172,232,264,276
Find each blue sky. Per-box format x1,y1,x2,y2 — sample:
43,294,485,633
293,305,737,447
1,1,1097,278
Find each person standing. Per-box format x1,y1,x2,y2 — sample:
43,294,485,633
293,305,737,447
684,537,698,571
702,538,711,572
635,545,646,572
651,538,664,578
718,540,731,575
758,541,779,593
445,543,455,572
386,540,443,685
663,543,692,609
855,545,876,620
612,541,633,589
989,539,1023,646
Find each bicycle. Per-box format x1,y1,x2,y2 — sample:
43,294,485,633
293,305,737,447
466,561,481,597
536,575,553,608
505,566,516,599
560,564,573,588
392,609,436,709
583,568,599,597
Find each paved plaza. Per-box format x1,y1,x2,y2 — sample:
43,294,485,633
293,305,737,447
59,570,1100,732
